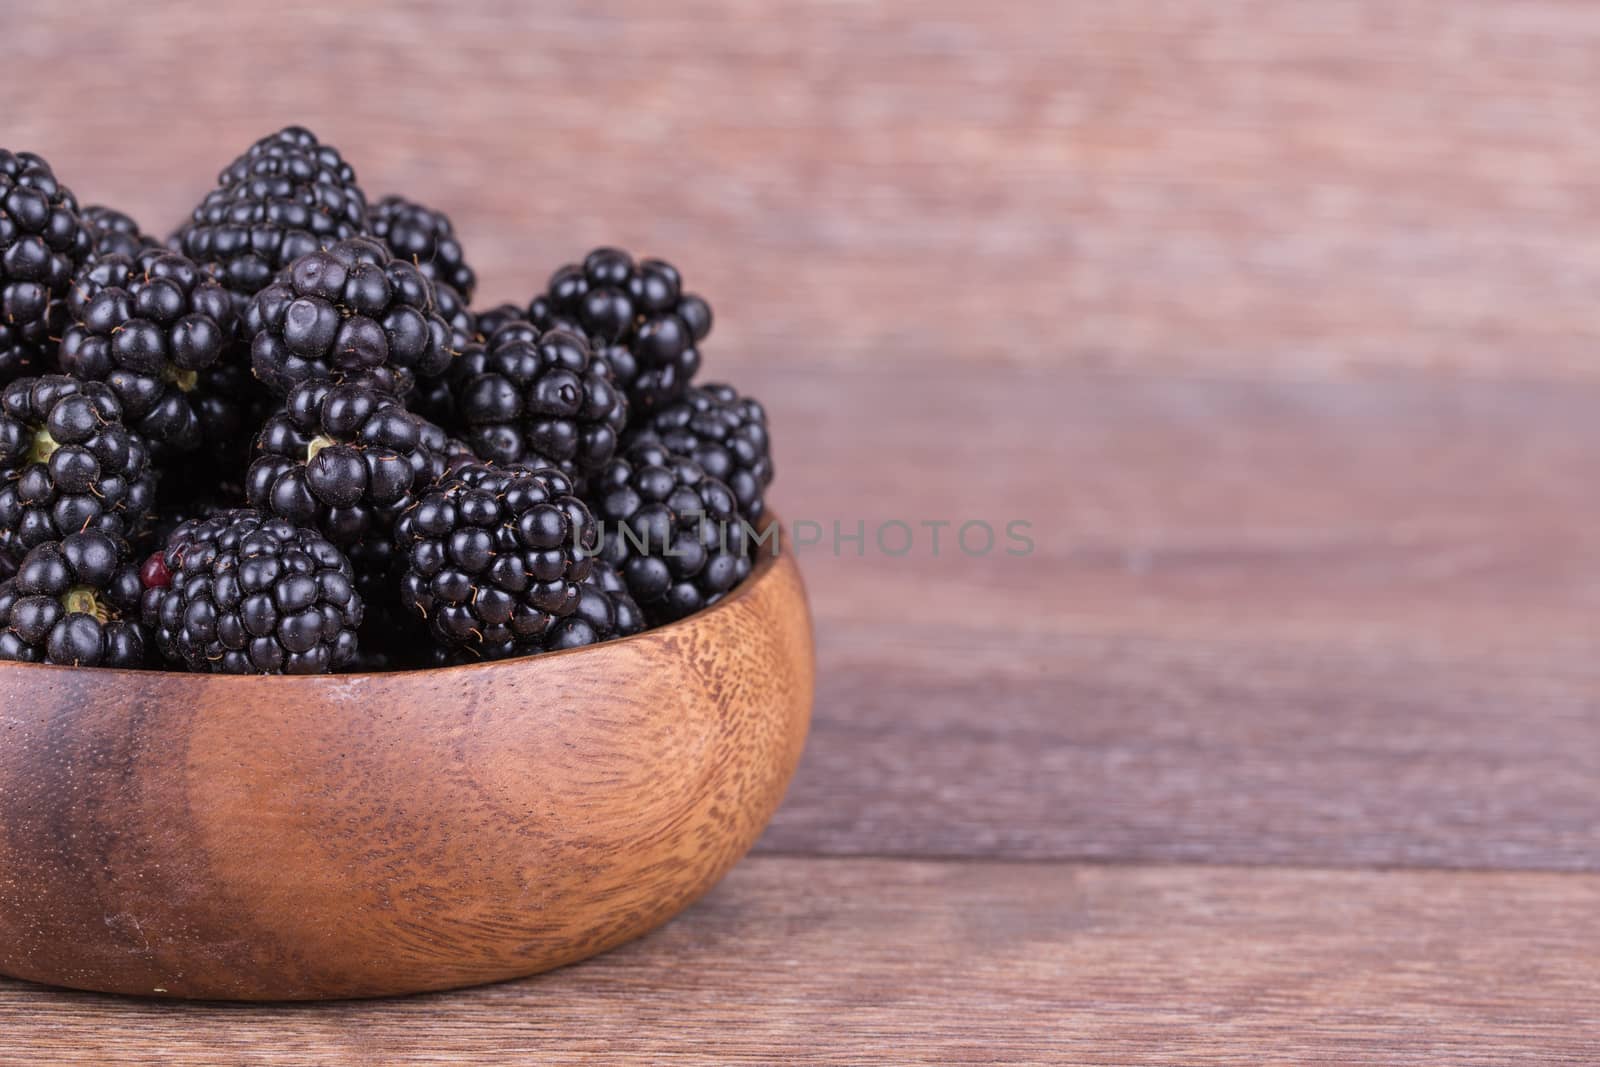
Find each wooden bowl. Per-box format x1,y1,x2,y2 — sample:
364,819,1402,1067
0,526,812,1001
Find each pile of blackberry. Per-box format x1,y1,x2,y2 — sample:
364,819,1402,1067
0,127,776,676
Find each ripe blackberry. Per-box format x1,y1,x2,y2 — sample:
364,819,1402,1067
176,127,369,301
60,248,241,452
247,379,457,567
368,195,476,303
424,559,641,663
529,248,711,415
140,508,363,674
591,440,750,624
81,205,159,261
394,462,596,659
245,236,452,395
1,150,93,385
0,376,155,563
0,531,146,668
631,383,773,522
542,559,644,650
452,323,626,481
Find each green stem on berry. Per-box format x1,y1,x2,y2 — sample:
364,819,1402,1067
27,427,58,465
305,434,337,462
163,366,200,393
60,586,110,622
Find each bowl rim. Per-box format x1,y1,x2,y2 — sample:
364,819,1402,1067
0,512,792,684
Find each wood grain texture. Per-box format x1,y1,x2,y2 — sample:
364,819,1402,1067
7,1,1600,382
0,856,1596,1066
749,362,1600,869
0,544,812,999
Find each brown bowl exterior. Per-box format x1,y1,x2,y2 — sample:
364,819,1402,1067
0,533,812,1001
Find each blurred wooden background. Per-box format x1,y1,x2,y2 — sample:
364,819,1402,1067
4,2,1600,1063
13,0,1600,382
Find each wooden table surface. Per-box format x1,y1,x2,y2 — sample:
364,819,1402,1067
4,2,1600,1063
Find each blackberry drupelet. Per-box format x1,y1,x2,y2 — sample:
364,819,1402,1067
176,127,369,302
0,530,146,667
542,558,644,650
474,303,527,340
452,323,626,481
394,462,596,659
368,195,476,303
0,376,155,563
60,248,241,452
590,440,750,625
631,383,773,522
80,205,159,261
246,236,452,394
247,379,458,571
529,248,711,415
1,150,93,385
140,508,363,674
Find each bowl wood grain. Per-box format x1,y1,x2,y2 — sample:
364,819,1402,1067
0,528,811,1001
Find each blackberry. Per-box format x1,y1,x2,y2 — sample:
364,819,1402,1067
176,127,369,302
81,205,159,261
631,383,773,521
452,323,626,481
140,508,363,674
417,561,642,663
245,236,452,395
0,531,146,668
542,559,644,650
394,462,596,659
60,248,241,452
591,440,750,624
529,248,711,415
247,379,457,569
0,376,155,563
368,195,476,303
1,150,93,385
